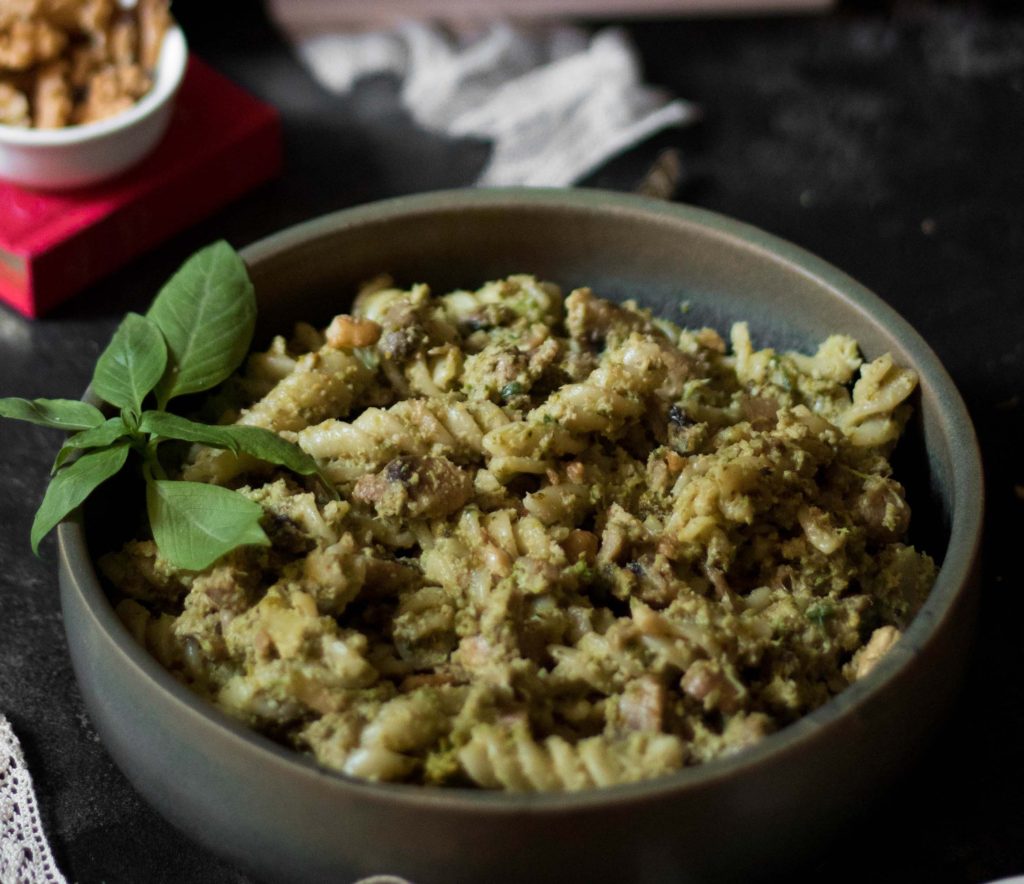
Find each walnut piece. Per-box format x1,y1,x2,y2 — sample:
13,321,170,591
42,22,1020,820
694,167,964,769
32,60,70,127
0,79,30,125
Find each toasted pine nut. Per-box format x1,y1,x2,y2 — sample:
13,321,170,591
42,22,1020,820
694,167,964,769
326,314,382,349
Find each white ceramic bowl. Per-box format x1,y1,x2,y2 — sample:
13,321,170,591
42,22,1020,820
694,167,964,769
0,25,186,190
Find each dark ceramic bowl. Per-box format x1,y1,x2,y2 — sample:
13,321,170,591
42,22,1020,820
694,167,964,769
58,189,983,883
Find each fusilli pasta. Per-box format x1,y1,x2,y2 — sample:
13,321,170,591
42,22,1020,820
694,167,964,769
101,274,936,792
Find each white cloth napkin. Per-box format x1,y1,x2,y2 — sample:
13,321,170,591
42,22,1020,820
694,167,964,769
1,714,67,884
296,20,698,187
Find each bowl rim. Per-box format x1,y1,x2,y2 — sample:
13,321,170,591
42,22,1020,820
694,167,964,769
0,24,186,146
59,187,984,814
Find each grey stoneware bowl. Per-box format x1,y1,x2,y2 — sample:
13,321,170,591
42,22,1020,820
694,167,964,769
58,189,983,883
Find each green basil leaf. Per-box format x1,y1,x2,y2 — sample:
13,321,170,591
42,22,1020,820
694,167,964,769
91,313,168,412
147,241,256,406
216,425,338,497
0,397,105,431
31,442,130,554
212,426,321,476
146,479,269,570
138,411,240,453
51,417,131,474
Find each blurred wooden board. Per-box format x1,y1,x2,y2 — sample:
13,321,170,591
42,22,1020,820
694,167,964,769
271,0,835,34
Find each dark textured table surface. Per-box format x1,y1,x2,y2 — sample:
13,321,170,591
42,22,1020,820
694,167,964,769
2,3,1023,882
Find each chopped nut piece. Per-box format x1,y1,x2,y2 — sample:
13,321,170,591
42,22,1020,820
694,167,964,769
107,13,138,67
326,315,383,350
847,626,902,682
563,529,598,565
136,0,169,70
0,79,29,125
0,18,66,70
32,60,70,127
353,455,473,520
73,63,150,124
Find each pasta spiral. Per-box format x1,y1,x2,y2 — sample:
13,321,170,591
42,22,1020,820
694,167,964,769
293,396,510,483
458,724,685,792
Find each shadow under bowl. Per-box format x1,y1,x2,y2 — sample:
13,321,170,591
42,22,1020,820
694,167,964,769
58,189,983,884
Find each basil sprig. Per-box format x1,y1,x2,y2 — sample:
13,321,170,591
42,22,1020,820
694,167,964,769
0,240,328,571
147,241,257,409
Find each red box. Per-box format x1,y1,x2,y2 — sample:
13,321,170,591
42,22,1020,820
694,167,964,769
0,56,283,318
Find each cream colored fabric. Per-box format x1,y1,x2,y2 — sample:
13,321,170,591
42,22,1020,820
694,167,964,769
0,714,67,884
294,20,698,187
